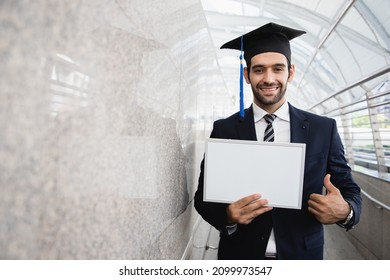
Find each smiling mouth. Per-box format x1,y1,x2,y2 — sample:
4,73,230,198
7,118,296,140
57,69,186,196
259,86,279,93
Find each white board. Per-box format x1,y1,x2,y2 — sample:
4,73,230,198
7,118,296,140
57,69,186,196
204,138,306,209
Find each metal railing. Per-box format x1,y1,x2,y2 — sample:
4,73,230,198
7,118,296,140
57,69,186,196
361,189,390,212
307,65,390,111
307,65,390,179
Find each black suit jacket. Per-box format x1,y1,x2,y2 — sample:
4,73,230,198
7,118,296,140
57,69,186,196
194,103,362,260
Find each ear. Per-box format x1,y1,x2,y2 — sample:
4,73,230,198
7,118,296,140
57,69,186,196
288,64,295,82
244,67,250,84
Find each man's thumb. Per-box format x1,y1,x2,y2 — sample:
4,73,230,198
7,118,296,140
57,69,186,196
324,174,337,194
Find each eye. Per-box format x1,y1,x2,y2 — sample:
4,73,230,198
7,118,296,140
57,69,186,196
253,68,264,73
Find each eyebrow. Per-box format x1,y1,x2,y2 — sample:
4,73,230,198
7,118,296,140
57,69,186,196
251,63,287,69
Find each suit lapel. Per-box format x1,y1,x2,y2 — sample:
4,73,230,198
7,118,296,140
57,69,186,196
235,104,309,143
289,103,309,144
236,106,257,141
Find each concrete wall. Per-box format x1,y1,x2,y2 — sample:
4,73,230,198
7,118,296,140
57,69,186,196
347,171,390,259
0,0,234,259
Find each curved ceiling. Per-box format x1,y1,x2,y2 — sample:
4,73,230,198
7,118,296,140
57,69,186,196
201,0,390,114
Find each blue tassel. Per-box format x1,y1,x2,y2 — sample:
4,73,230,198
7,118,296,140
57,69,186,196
239,35,245,118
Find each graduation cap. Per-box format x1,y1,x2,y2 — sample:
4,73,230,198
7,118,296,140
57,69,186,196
220,22,306,117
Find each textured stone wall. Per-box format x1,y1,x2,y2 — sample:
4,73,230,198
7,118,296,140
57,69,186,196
0,0,233,259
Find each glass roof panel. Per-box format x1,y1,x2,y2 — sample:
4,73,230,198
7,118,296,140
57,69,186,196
201,0,390,111
342,6,377,42
363,0,390,31
243,3,260,16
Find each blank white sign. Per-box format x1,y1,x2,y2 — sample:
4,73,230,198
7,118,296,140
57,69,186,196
204,139,306,209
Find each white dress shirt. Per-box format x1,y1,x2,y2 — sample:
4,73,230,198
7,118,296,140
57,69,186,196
226,101,291,257
252,101,291,256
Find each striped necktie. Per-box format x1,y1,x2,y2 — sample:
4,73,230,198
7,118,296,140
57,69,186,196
263,114,276,142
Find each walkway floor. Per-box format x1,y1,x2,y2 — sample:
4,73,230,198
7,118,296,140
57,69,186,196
324,224,365,260
203,224,365,260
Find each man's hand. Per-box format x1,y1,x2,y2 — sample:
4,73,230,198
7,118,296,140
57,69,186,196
308,174,350,224
227,194,273,225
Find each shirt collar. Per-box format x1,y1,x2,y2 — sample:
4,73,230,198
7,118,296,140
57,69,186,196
253,101,290,123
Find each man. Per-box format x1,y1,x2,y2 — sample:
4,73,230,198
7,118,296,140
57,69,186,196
194,22,362,260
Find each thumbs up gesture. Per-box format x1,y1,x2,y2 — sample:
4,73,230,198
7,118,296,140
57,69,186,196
308,174,350,224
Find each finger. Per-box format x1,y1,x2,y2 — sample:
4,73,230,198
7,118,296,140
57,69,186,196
308,203,324,219
227,195,261,224
241,205,273,224
308,195,329,214
237,199,268,217
309,193,323,203
307,198,320,211
323,174,340,195
307,205,318,216
243,206,273,224
244,198,270,212
234,193,261,208
253,205,273,216
229,198,272,224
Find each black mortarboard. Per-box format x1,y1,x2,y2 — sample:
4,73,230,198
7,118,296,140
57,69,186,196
221,22,306,65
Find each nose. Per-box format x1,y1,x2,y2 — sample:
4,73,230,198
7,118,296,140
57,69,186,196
262,69,275,83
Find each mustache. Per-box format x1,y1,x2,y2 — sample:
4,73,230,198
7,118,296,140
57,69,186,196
257,82,281,87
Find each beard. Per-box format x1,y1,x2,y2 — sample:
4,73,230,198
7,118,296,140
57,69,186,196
251,81,287,106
